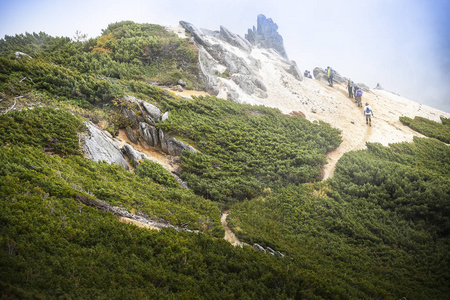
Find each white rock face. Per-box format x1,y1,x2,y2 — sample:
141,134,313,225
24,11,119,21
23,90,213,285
79,122,129,170
176,19,450,180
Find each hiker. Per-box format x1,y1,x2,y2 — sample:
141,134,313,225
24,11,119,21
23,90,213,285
304,70,312,79
355,86,363,107
347,79,354,98
327,66,333,86
364,103,374,126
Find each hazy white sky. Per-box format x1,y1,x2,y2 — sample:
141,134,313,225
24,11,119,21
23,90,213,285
1,0,449,112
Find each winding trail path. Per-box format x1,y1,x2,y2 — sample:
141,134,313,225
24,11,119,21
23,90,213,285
221,211,247,247
322,122,373,181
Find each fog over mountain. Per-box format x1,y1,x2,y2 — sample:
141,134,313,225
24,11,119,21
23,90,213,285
1,0,449,112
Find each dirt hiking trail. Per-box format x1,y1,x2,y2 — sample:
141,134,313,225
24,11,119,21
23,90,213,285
221,211,247,247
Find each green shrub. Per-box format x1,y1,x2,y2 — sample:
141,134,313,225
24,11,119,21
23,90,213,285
0,107,83,156
135,159,179,188
400,116,450,143
152,95,342,204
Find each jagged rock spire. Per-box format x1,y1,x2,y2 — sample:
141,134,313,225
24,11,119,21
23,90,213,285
245,14,288,59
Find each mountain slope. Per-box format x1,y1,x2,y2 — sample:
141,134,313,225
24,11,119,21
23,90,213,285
168,21,449,181
1,17,449,299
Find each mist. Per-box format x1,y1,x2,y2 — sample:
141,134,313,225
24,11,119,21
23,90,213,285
1,0,448,112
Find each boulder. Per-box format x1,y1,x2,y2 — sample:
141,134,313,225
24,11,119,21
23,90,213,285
161,111,169,122
139,122,154,147
245,14,288,59
253,243,266,253
121,106,138,128
150,125,159,147
356,83,371,92
331,70,345,84
158,129,197,156
313,67,329,83
146,116,155,126
276,251,286,258
313,67,345,84
285,60,303,81
374,83,383,90
159,129,168,153
15,52,32,59
121,144,145,166
79,121,129,170
266,247,276,255
125,126,137,144
178,79,187,87
166,137,198,156
141,101,162,122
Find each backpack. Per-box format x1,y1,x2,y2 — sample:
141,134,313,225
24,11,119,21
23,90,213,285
356,89,362,97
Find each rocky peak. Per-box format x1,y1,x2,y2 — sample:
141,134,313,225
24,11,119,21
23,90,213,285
245,14,288,59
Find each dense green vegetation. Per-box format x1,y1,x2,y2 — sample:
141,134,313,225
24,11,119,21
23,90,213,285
400,115,450,143
0,168,307,299
1,20,449,299
0,22,203,91
154,95,341,204
0,108,222,233
230,137,450,299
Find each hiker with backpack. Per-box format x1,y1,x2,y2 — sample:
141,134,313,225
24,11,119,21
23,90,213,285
327,66,333,87
304,70,312,79
347,79,353,98
355,87,363,107
364,103,374,126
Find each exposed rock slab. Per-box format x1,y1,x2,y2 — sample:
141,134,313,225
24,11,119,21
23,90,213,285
79,121,129,170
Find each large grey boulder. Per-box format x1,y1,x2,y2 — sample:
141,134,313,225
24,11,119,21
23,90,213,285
245,14,288,59
121,144,145,166
79,122,129,170
285,61,303,81
138,122,159,148
150,125,159,147
219,26,252,52
159,129,168,153
374,83,383,90
125,126,137,144
356,83,371,92
141,101,162,122
313,67,345,84
15,52,32,59
139,122,154,147
161,111,169,122
331,70,345,84
159,129,197,156
313,67,329,83
121,106,138,128
167,138,198,156
253,243,266,253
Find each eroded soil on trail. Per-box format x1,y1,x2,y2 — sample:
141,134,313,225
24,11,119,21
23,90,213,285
221,211,247,247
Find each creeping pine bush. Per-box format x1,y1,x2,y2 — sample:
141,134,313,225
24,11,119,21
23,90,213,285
135,159,179,188
0,106,83,156
151,95,342,204
400,116,450,143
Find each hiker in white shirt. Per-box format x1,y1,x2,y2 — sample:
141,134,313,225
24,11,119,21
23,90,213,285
364,103,374,126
